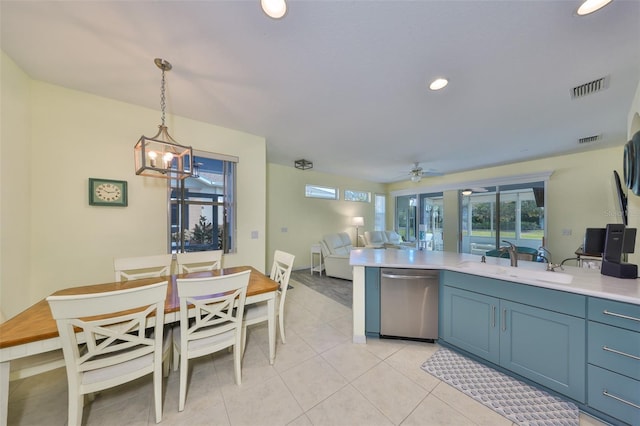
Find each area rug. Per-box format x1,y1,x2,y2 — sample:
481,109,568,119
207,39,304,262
421,348,579,426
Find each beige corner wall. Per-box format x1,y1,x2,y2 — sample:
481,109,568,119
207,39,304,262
266,163,385,271
387,147,626,263
1,51,266,319
0,53,32,318
626,80,640,264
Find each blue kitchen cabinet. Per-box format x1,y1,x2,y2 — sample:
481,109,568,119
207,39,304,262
587,297,640,425
500,299,585,401
440,271,586,403
364,267,380,336
441,285,500,364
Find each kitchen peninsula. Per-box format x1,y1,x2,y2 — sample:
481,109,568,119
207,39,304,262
350,248,640,425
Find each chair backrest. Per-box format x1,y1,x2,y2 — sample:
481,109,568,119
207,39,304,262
176,250,223,274
270,250,295,293
46,281,168,387
113,254,173,281
176,270,250,351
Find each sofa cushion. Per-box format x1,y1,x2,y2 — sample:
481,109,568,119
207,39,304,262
364,231,386,247
385,231,404,244
322,232,352,257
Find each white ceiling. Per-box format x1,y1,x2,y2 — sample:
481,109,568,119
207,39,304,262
2,1,639,183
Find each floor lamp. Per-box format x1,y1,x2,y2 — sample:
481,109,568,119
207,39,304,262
352,217,364,247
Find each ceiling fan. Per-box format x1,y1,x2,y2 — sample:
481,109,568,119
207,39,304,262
461,187,489,195
408,162,442,182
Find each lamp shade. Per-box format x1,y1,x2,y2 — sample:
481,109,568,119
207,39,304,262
352,217,364,227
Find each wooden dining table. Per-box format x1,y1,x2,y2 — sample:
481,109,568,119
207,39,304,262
0,265,279,426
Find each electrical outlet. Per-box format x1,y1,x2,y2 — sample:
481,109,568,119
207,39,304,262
562,229,572,236
281,227,288,233
251,231,259,239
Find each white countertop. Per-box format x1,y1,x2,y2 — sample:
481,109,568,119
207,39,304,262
350,248,640,305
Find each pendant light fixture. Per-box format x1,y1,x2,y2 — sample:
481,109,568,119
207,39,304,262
134,58,193,180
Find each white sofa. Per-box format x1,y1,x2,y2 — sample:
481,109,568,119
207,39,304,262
319,232,354,280
363,230,416,249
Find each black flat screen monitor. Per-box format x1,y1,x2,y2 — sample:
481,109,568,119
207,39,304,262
584,226,636,255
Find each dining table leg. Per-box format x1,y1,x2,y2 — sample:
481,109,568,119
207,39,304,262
267,296,276,365
1,361,9,426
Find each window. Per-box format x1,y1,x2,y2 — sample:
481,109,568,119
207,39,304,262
170,152,237,254
305,184,338,200
460,181,545,255
374,194,386,231
344,190,371,202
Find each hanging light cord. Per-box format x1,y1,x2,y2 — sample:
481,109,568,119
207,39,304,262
160,67,166,127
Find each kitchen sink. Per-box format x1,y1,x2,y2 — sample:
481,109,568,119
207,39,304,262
455,261,574,284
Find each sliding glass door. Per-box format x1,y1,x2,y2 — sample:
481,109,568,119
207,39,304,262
395,192,444,250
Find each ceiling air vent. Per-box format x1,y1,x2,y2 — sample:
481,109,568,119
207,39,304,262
571,76,609,99
578,134,602,144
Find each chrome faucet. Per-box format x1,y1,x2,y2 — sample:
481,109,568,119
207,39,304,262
538,246,563,271
500,240,518,267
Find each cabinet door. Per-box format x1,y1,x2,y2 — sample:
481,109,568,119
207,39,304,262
441,286,499,364
500,300,586,402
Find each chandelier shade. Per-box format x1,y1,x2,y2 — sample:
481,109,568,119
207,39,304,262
134,58,193,180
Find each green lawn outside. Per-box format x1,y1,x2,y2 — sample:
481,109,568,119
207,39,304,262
469,230,544,240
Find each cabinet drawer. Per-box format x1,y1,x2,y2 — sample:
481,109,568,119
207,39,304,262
588,322,640,380
589,298,640,332
588,365,640,426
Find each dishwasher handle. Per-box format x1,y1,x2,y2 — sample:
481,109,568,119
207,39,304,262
381,272,438,280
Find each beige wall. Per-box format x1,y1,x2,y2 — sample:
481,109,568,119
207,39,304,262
266,163,385,270
626,79,640,264
3,48,638,318
387,147,626,263
1,51,266,318
1,53,33,317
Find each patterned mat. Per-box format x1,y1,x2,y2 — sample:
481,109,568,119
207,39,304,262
421,348,579,426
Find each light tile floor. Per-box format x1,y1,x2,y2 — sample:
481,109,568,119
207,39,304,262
8,279,608,426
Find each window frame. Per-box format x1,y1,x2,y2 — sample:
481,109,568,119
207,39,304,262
344,189,371,203
305,184,339,200
168,150,237,254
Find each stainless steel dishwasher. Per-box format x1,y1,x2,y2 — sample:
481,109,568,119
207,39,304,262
380,268,439,342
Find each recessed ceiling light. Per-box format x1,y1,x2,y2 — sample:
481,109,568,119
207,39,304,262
429,78,448,91
261,0,287,19
576,0,612,16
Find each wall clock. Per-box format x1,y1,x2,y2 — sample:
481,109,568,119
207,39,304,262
89,178,128,207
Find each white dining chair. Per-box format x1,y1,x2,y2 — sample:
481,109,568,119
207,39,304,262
175,250,223,273
46,281,171,426
172,270,250,411
0,310,65,382
113,254,173,281
242,250,295,354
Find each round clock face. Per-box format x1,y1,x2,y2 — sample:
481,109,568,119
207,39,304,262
95,183,122,202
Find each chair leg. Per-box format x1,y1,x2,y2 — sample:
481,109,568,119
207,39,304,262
172,342,179,372
178,354,188,412
278,313,286,344
233,344,242,385
68,391,84,426
241,325,248,356
153,364,163,423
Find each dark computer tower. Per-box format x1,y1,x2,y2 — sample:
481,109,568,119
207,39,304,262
584,228,606,255
601,224,638,279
